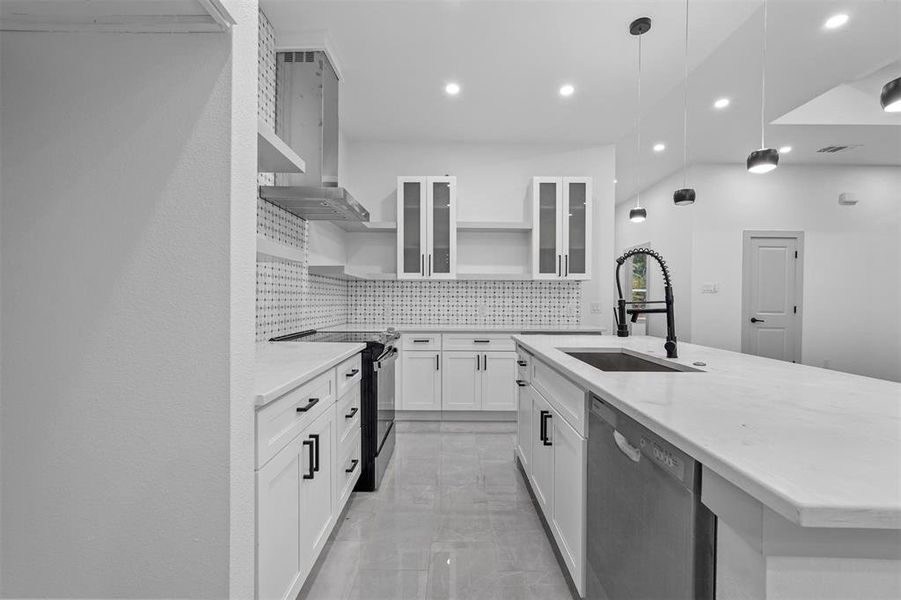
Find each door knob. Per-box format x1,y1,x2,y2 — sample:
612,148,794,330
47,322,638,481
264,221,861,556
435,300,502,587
750,317,765,323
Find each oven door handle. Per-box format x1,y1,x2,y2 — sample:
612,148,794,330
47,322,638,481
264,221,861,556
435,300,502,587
374,347,398,369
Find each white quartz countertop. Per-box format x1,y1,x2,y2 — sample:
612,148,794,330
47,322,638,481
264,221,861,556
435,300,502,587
254,341,365,408
320,323,606,334
513,334,901,530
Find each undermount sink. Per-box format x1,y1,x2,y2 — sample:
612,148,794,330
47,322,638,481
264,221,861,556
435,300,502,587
565,350,697,373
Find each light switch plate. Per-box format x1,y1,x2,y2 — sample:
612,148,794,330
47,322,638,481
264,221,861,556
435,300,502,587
700,283,719,294
590,302,604,314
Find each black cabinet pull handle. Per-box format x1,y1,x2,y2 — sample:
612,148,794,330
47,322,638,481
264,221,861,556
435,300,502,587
476,355,480,371
345,368,359,378
412,339,430,343
565,255,569,277
310,434,320,472
345,459,359,473
517,360,527,367
296,398,320,413
436,354,440,370
345,407,359,419
540,410,552,446
750,317,765,323
421,254,424,276
483,354,487,371
516,379,527,387
429,254,432,277
557,255,562,277
473,339,490,344
302,440,315,479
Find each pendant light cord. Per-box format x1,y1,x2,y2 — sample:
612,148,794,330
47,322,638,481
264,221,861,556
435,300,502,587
760,0,768,149
636,34,643,208
682,0,689,187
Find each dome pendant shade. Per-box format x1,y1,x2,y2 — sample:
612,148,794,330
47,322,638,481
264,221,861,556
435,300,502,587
747,148,779,174
629,207,647,222
673,188,696,205
881,77,901,112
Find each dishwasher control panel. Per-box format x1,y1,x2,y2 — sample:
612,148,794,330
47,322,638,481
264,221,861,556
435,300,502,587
641,437,686,481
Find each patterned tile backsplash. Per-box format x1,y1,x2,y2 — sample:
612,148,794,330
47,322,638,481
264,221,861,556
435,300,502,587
254,9,582,340
347,280,581,327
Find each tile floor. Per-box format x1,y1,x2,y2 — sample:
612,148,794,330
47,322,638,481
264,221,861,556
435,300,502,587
299,423,575,600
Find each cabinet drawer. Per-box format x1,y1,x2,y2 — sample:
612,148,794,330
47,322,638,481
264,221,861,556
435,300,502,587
337,428,362,510
335,353,362,399
402,333,442,351
256,370,335,469
532,358,586,436
336,384,361,449
443,333,515,352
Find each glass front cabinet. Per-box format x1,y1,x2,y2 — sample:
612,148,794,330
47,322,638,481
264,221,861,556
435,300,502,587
397,176,457,279
530,176,592,280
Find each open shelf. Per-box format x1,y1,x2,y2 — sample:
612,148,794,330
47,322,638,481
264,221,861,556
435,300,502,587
258,119,306,174
256,236,304,263
308,265,396,280
457,220,532,233
334,221,397,233
457,271,533,281
0,0,235,32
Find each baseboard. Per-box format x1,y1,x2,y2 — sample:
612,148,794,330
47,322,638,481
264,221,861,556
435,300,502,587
515,455,581,600
396,410,515,422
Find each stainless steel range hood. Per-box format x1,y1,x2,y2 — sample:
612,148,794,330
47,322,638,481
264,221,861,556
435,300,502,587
259,51,368,223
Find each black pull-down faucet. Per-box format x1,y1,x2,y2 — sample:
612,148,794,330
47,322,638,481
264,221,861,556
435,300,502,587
614,248,678,359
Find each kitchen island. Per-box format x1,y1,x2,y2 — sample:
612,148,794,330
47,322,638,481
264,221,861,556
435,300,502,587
512,334,901,599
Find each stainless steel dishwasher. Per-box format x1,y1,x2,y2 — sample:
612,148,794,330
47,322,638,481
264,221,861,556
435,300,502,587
587,394,716,600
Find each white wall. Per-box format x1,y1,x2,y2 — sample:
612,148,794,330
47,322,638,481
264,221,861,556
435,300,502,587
616,164,901,382
0,10,258,597
343,141,617,327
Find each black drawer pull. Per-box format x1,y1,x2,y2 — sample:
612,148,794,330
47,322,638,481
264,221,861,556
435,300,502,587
345,368,359,378
345,407,359,419
412,339,430,343
540,411,552,446
517,360,527,367
473,339,490,343
302,440,315,479
515,379,527,387
345,459,359,473
310,434,320,472
296,398,320,413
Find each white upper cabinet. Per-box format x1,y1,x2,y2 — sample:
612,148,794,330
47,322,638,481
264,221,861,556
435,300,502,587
531,177,592,280
397,176,457,279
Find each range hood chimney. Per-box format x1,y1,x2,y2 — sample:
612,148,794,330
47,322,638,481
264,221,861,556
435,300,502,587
259,51,369,223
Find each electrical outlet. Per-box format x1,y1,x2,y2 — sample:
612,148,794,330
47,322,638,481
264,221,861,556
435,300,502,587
590,302,604,314
700,283,719,294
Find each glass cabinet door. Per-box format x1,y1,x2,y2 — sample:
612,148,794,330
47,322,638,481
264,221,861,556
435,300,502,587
533,178,561,278
428,177,455,278
564,178,590,279
398,178,426,278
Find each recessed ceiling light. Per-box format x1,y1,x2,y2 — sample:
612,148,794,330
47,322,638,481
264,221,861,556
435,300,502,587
824,13,849,30
445,82,460,96
779,145,792,154
559,84,575,97
713,97,730,109
653,143,666,152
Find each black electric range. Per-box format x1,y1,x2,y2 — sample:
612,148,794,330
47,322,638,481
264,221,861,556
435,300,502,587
270,329,399,491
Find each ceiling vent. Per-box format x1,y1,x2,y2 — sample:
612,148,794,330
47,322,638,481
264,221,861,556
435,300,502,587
816,144,862,153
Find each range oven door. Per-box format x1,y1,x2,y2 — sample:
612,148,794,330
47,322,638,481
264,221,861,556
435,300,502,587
373,346,397,458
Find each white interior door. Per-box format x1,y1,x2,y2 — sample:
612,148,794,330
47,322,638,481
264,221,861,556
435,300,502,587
742,232,803,363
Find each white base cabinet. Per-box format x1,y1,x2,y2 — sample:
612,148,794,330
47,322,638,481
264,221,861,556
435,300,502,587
442,350,517,411
516,352,587,597
401,350,442,410
255,354,362,600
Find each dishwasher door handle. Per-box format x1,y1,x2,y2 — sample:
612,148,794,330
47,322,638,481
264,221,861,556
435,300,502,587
613,430,641,463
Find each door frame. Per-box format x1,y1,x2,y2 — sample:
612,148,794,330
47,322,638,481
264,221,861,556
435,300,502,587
740,230,804,362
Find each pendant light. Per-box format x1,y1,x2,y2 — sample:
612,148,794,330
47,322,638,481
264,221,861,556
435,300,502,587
747,0,779,174
629,17,651,222
674,0,696,205
881,76,901,112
